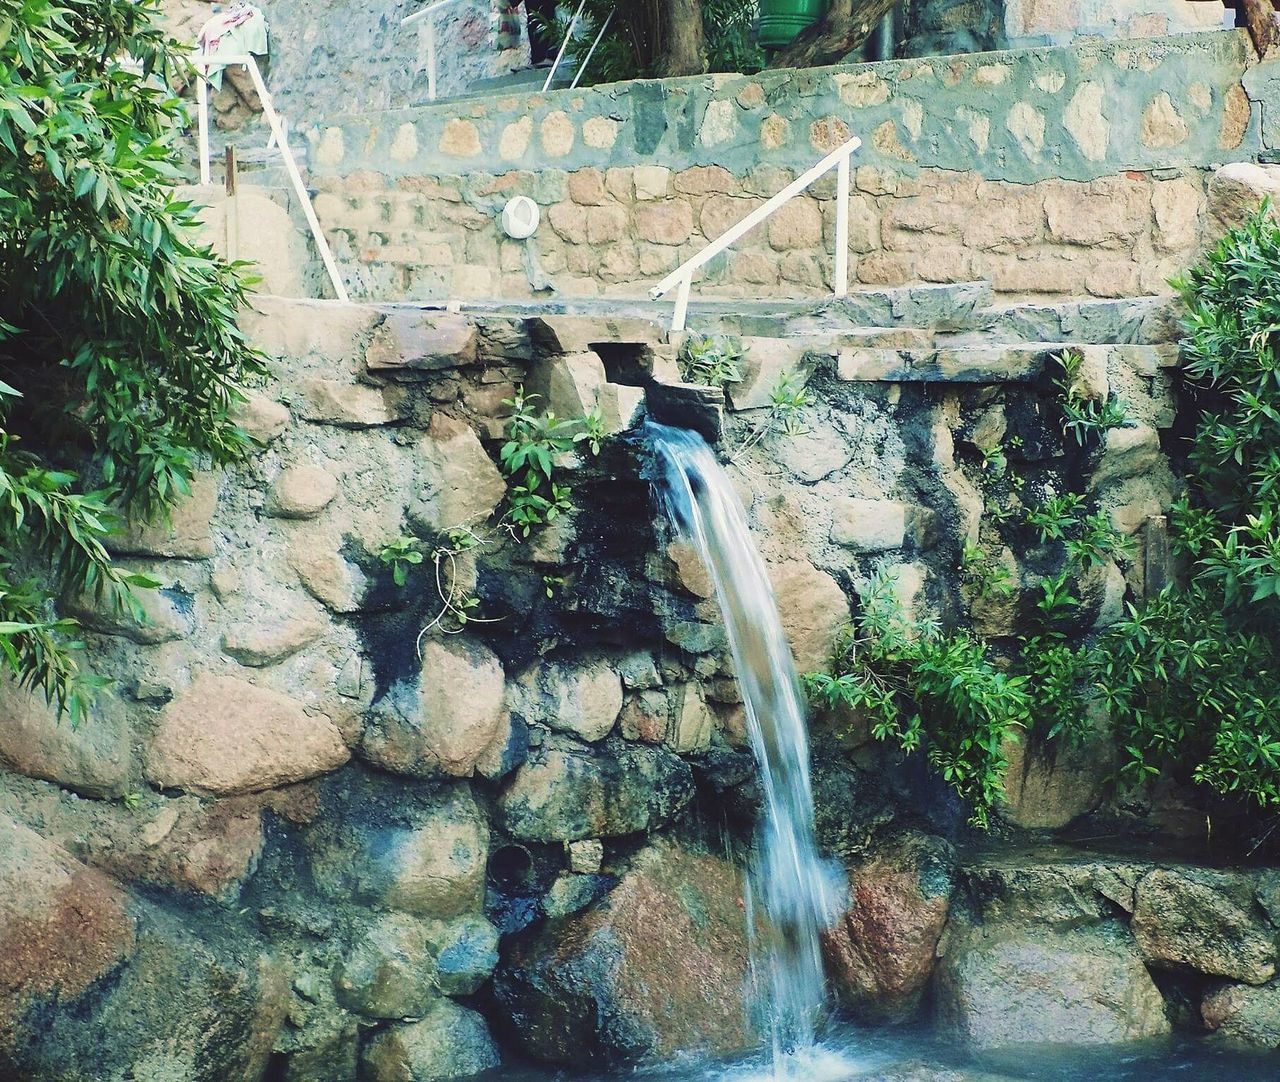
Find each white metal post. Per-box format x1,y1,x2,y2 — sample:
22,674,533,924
426,15,438,101
196,73,211,186
543,0,587,92
835,152,850,298
570,8,614,90
240,59,350,302
672,276,691,335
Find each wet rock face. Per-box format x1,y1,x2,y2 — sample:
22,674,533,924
823,833,956,1020
362,637,508,779
0,815,287,1082
934,922,1170,1048
497,733,695,842
1132,869,1277,984
494,842,754,1067
361,1000,500,1081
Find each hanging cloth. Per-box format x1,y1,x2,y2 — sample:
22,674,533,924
198,3,270,90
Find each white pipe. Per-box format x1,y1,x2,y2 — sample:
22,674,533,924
196,72,211,185
543,0,587,93
650,134,862,301
835,152,850,298
570,8,614,91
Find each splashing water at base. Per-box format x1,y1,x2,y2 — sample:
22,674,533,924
650,423,842,1073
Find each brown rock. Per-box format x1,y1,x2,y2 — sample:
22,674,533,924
288,529,370,613
231,393,290,444
634,201,695,246
364,312,477,375
411,414,506,531
146,673,349,795
0,680,133,798
494,842,753,1065
935,922,1170,1048
1202,979,1280,1049
768,559,851,672
0,814,137,1047
362,637,507,778
221,615,326,667
266,465,338,519
298,378,408,427
1132,869,1276,984
63,583,191,645
110,474,219,559
767,198,824,251
823,834,954,1020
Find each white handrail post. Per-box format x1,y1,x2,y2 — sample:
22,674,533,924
835,151,850,298
543,0,587,93
672,275,691,335
237,57,350,303
426,14,438,101
196,71,212,186
571,8,613,90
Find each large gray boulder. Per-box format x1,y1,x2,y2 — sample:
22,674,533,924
935,922,1169,1049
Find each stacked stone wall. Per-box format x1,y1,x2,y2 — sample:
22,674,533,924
303,30,1266,301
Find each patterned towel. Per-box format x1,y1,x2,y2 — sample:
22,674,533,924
496,1,524,50
198,3,269,89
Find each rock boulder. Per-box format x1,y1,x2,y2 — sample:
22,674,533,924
146,673,349,795
494,842,753,1066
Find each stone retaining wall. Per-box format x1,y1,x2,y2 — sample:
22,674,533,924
302,30,1269,301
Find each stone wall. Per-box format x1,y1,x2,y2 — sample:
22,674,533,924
302,30,1265,302
163,0,528,137
7,257,1280,1074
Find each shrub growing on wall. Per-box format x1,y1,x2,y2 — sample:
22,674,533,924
1099,207,1280,809
808,207,1280,828
0,0,259,715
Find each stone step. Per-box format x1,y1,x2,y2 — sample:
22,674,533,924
955,295,1183,347
832,342,1178,384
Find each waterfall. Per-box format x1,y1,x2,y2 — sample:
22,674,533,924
650,423,839,1072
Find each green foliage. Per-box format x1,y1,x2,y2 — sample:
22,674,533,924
1096,206,1280,807
379,535,425,588
530,0,763,85
677,333,745,387
732,369,811,460
1053,350,1131,447
959,539,1013,601
0,0,259,717
499,388,602,538
804,570,1031,828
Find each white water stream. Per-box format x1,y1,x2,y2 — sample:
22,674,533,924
650,423,841,1074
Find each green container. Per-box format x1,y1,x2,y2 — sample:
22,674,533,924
757,0,828,49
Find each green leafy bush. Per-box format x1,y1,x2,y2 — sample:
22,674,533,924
0,0,260,716
677,333,745,386
1099,207,1280,807
531,0,763,85
804,571,1031,829
499,388,602,537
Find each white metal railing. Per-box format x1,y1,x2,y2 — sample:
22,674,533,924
192,54,349,302
402,0,612,101
401,0,462,101
649,134,863,333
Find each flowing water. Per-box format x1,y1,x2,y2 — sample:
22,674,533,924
649,423,841,1071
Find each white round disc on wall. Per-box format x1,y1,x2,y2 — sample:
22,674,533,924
501,195,540,240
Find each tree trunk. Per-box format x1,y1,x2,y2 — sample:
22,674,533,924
1240,0,1280,59
772,0,897,69
656,0,707,76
